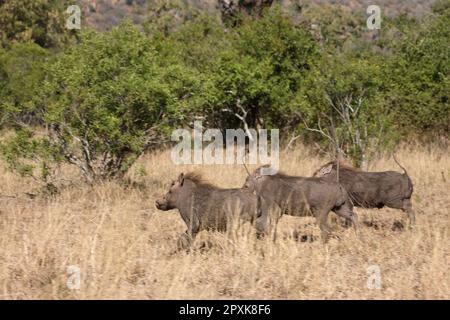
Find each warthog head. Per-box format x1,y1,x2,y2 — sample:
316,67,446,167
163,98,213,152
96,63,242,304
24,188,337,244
242,166,268,194
155,173,186,211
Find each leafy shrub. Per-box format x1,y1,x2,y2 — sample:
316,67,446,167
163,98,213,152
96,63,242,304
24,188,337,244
2,22,200,183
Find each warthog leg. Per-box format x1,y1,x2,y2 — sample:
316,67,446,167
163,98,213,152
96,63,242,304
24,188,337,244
176,230,200,251
177,232,193,250
255,212,269,238
334,205,359,234
315,209,332,242
255,196,270,238
177,211,200,251
402,199,416,227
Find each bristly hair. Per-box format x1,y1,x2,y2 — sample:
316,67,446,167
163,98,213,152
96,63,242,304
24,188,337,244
313,160,360,176
254,164,291,178
183,172,221,189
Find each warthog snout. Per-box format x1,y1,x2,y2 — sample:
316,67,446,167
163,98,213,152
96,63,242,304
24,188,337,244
155,198,169,210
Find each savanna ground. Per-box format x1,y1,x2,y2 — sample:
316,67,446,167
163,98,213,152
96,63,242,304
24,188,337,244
0,145,448,299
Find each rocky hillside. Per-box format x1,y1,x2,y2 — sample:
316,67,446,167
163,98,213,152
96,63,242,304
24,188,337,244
77,0,436,31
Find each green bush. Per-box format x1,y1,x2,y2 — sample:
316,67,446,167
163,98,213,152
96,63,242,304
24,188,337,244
0,43,48,128
0,0,73,49
387,7,450,135
2,22,201,183
301,52,397,167
198,9,319,130
0,3,448,184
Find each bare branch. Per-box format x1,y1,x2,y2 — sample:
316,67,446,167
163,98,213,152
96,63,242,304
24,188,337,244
302,115,335,143
223,97,255,141
235,98,254,141
284,133,302,154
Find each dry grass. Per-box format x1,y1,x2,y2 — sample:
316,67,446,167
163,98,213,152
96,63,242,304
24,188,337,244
0,145,448,299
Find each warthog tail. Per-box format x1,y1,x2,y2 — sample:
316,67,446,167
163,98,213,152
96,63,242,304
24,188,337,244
393,154,408,175
393,154,414,194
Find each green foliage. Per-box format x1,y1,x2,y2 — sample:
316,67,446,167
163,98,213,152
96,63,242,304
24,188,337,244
0,0,73,49
144,8,320,131
387,7,450,134
302,52,396,167
0,43,48,127
160,13,227,70
201,9,319,129
432,0,450,14
0,3,448,182
2,22,201,182
0,128,62,181
299,4,365,53
143,0,206,37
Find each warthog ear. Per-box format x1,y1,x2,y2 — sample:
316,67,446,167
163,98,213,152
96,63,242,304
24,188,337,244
321,164,333,176
178,173,185,186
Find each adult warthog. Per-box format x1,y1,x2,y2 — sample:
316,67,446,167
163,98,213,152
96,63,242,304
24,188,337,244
312,157,415,225
243,166,358,241
155,172,257,249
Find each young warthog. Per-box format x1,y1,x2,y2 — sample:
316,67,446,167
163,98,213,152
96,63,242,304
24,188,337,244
243,166,358,241
155,172,257,249
312,157,415,225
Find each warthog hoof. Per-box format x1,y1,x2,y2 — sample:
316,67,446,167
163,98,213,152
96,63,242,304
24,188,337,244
177,233,193,251
391,220,405,231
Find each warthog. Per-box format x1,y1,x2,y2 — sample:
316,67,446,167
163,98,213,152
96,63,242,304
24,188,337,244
312,157,415,225
243,166,358,241
155,172,257,249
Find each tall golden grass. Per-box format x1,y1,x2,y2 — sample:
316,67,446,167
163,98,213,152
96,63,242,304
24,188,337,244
0,145,448,299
